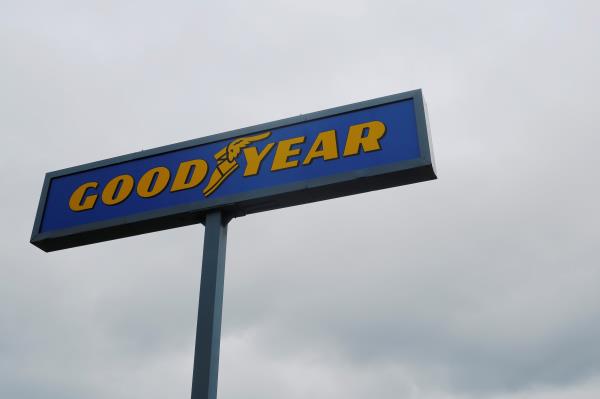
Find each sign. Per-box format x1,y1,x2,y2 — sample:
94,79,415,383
31,89,436,252
30,89,437,399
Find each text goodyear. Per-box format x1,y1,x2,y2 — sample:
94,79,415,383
31,90,436,251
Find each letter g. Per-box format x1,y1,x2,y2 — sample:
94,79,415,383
69,182,98,211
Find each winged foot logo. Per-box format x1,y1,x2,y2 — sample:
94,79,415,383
67,120,386,212
203,132,271,197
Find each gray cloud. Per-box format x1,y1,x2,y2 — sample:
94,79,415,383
1,1,599,398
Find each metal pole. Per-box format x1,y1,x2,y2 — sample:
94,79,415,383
191,211,229,399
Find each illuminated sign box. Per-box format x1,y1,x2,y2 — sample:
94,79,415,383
31,89,436,252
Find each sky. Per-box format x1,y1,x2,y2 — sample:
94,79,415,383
1,1,599,398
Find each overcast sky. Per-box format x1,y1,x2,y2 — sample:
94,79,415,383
1,1,600,398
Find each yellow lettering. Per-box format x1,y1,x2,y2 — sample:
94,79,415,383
302,130,338,165
137,167,170,198
243,143,275,176
343,121,386,157
171,160,208,192
102,175,134,205
69,182,98,211
271,136,306,171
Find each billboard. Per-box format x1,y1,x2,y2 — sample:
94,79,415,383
31,89,435,251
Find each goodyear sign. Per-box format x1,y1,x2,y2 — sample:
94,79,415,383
31,90,436,251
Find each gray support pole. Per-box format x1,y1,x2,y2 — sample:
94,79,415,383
191,211,229,399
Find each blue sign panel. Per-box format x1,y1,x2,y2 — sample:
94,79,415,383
31,90,436,251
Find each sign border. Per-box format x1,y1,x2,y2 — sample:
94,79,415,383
31,89,436,252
